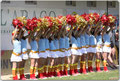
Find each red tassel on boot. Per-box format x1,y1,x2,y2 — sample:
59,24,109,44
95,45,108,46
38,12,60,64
13,75,18,80
82,69,87,74
104,67,109,72
20,74,26,80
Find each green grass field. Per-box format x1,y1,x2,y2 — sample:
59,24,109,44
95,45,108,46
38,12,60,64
39,70,119,80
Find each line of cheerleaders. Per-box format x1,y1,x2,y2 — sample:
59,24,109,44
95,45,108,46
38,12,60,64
11,13,116,80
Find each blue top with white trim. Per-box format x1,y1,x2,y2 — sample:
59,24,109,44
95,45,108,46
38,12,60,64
103,33,111,45
45,38,50,49
80,35,86,46
59,37,65,49
71,36,78,47
49,40,56,50
38,38,46,51
30,40,38,51
13,39,21,54
84,33,90,45
54,39,59,49
65,36,70,49
77,37,80,47
89,35,96,45
21,39,27,52
96,35,103,45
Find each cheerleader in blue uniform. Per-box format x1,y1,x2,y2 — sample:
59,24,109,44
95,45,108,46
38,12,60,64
58,29,66,76
28,31,39,80
102,27,112,72
11,27,22,80
95,28,103,72
80,31,87,74
64,34,71,76
49,32,58,77
53,32,62,77
19,30,29,80
88,28,97,72
37,34,47,79
70,32,78,75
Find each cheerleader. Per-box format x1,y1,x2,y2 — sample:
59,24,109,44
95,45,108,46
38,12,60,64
79,27,87,74
58,27,66,76
28,30,39,80
19,29,29,80
53,31,62,77
102,26,113,72
37,29,47,79
49,31,58,77
63,26,71,76
70,31,79,75
11,27,22,80
95,28,103,72
88,28,97,72
72,27,81,75
44,31,51,78
84,29,92,73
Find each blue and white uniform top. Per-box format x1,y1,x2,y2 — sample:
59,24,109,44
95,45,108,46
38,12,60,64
30,40,38,52
89,35,96,46
96,35,103,45
59,37,65,49
71,36,78,48
49,40,56,50
84,33,90,46
103,33,111,45
38,38,46,52
21,39,27,52
13,39,21,54
54,39,59,49
80,34,86,47
45,38,50,50
65,36,70,49
77,37,80,48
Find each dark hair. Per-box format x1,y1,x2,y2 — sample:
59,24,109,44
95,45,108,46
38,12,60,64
22,36,26,40
49,37,52,42
91,30,94,35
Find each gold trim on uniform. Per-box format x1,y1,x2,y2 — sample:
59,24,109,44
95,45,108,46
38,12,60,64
46,49,50,50
30,50,39,53
104,44,110,47
40,51,45,53
82,46,86,48
78,47,82,49
22,51,27,54
97,45,102,48
90,45,96,48
12,52,21,56
59,49,65,52
86,45,90,48
71,47,78,50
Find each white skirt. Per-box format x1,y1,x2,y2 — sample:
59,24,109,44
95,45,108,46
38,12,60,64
10,54,22,62
45,50,50,58
29,51,39,59
89,47,97,53
57,51,65,57
96,47,103,53
71,49,79,55
86,47,91,53
102,46,111,53
21,53,29,60
81,48,87,54
78,49,83,55
65,50,71,57
50,51,59,58
39,52,48,58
